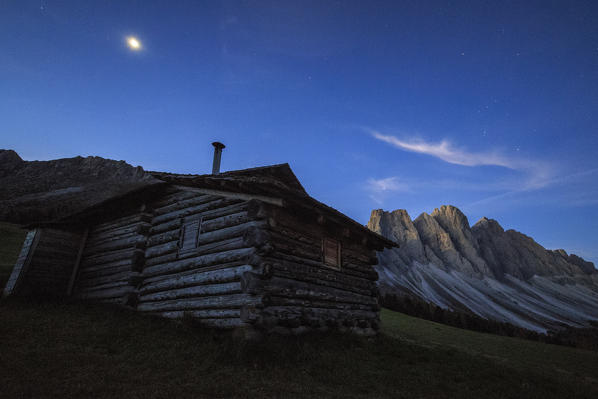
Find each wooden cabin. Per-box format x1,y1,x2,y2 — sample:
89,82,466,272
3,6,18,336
3,163,396,335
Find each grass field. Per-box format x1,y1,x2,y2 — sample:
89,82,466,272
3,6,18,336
1,222,597,398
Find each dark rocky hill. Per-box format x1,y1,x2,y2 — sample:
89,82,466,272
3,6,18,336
0,150,160,224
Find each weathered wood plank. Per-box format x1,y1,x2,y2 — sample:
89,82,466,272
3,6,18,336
77,285,135,300
152,193,215,217
81,247,138,267
155,309,241,319
242,275,377,306
77,270,138,289
3,229,41,297
152,198,242,226
152,190,200,209
139,282,242,302
137,293,262,312
142,247,254,278
141,264,253,293
92,213,152,235
83,235,146,256
76,280,130,294
141,261,251,286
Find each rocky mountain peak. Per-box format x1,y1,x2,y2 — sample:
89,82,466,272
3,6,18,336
472,217,505,235
369,204,598,331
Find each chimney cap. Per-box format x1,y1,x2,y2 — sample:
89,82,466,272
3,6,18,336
212,142,226,150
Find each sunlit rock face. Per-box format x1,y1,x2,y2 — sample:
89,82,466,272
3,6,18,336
368,206,598,332
0,149,160,224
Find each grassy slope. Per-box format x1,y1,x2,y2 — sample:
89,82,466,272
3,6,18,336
1,223,597,398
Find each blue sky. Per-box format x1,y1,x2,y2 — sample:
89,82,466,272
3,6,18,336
2,1,598,265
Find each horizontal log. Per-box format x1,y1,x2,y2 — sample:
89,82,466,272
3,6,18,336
152,190,200,209
189,318,246,329
152,195,222,225
140,264,253,294
77,285,135,300
87,222,151,246
139,282,242,302
79,252,141,274
271,253,376,289
156,309,241,319
153,194,216,217
150,218,182,236
242,275,377,306
270,224,378,265
137,293,262,312
152,198,242,226
262,306,378,323
142,247,254,278
198,202,249,222
145,241,179,259
147,229,180,247
200,212,250,234
176,237,248,261
197,220,266,247
81,247,138,267
266,296,378,311
92,213,152,235
77,271,139,289
84,235,146,256
146,221,265,264
145,252,177,268
270,257,375,296
76,280,130,294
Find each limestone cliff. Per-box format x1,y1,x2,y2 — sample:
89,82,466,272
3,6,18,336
369,206,598,332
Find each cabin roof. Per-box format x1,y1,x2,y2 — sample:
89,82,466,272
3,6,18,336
151,164,397,249
41,163,396,249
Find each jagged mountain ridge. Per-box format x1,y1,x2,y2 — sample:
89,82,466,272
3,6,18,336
368,206,598,332
0,149,160,224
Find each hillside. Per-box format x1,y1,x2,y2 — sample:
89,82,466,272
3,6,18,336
0,300,597,398
368,206,598,332
1,224,597,398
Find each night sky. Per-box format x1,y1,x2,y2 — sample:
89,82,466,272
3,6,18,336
2,1,598,265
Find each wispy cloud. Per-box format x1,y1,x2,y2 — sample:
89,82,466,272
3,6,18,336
365,176,410,204
369,129,555,192
371,130,516,168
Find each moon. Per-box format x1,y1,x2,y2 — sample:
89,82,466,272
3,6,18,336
126,36,141,51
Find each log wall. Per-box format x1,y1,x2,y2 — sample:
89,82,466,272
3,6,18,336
245,206,381,335
18,228,85,296
73,210,151,305
135,190,264,329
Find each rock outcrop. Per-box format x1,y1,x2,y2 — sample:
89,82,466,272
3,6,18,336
369,206,598,332
0,149,160,223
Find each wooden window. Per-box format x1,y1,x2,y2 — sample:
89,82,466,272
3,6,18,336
322,237,341,270
178,217,202,255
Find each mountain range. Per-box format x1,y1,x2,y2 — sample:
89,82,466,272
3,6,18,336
368,206,598,332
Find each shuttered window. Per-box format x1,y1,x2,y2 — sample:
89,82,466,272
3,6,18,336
178,217,202,255
322,237,341,270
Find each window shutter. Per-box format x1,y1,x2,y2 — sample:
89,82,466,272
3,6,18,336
322,237,341,269
178,217,202,255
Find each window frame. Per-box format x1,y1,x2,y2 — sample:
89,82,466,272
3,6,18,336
177,216,203,256
322,237,341,270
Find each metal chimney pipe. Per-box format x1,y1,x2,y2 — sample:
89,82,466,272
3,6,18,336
211,142,225,174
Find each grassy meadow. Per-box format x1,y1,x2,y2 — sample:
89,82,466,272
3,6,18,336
1,221,597,398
